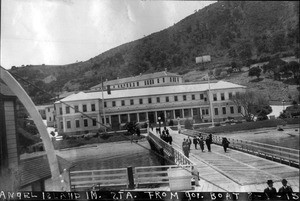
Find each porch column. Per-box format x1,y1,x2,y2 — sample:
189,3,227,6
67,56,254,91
137,113,140,122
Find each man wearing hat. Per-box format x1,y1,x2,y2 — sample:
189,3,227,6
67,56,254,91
279,179,293,193
264,180,277,200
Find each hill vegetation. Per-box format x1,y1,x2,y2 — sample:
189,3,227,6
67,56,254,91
9,1,299,105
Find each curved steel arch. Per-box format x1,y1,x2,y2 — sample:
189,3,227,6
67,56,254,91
1,68,62,190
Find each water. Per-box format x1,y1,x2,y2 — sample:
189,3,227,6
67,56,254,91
70,141,162,171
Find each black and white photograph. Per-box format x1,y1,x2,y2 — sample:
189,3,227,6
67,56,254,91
0,0,299,200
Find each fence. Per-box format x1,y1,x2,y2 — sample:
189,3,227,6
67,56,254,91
181,129,299,167
70,165,193,191
70,168,128,191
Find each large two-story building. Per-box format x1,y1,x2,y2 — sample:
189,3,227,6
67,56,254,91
55,80,246,134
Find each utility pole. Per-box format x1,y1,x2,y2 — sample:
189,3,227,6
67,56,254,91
207,74,215,127
101,77,107,132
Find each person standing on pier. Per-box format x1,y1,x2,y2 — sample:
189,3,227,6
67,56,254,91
222,137,230,153
193,136,198,149
264,180,277,200
198,136,205,152
187,137,192,150
205,134,212,152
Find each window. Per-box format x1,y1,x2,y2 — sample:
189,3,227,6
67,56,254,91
67,120,71,129
104,102,107,108
221,93,225,101
229,92,233,99
83,104,87,112
84,119,88,127
238,106,241,113
130,99,134,105
230,106,234,114
222,107,226,114
148,98,152,104
156,97,160,103
174,96,178,101
112,101,116,107
121,100,125,106
91,104,96,111
129,83,132,87
170,77,172,82
183,95,187,101
206,109,209,115
74,105,79,113
75,119,80,128
163,78,165,83
213,94,217,101
137,82,139,86
59,107,62,115
133,83,135,87
48,108,50,112
139,98,143,104
166,96,169,102
144,81,146,85
66,106,70,114
173,77,176,82
60,121,63,130
92,118,97,126
49,117,52,121
214,108,219,115
192,94,195,100
202,109,206,115
200,94,204,100
157,78,160,83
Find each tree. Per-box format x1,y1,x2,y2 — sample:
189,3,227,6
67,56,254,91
284,61,300,80
248,67,262,79
230,91,271,122
263,58,287,80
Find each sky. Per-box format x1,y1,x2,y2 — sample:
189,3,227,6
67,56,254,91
1,0,215,69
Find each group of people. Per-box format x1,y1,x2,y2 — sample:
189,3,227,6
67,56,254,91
264,179,293,200
190,134,213,152
160,127,173,145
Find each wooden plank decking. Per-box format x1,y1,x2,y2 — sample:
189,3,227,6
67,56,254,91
163,128,299,192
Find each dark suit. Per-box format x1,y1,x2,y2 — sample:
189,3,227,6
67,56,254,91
279,186,293,200
264,187,277,200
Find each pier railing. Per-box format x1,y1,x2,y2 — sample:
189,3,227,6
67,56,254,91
147,131,194,166
181,129,299,167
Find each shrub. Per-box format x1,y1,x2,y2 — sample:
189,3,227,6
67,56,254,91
100,132,112,140
197,119,286,133
184,119,193,129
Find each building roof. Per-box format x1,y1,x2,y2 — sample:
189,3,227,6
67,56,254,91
90,70,181,89
19,155,72,187
57,81,245,103
36,105,53,110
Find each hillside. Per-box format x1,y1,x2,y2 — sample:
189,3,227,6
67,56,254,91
9,1,299,105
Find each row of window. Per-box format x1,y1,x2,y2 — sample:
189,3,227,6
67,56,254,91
214,106,241,115
213,92,237,101
62,117,98,130
58,103,96,115
105,93,207,107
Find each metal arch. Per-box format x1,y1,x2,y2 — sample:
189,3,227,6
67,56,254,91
0,68,62,190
